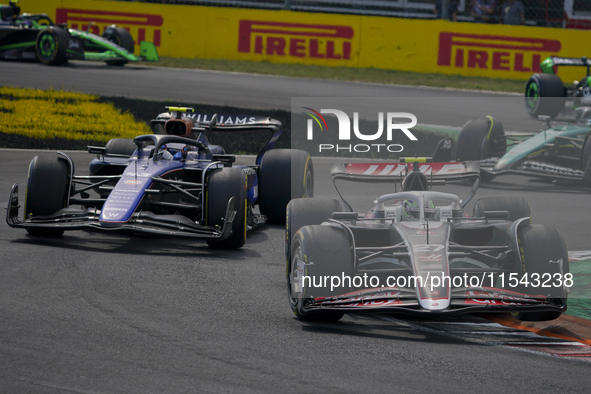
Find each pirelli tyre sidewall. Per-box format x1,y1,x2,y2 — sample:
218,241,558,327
258,149,313,224
524,73,566,118
581,132,591,176
289,225,352,322
206,167,247,249
102,25,135,66
473,196,531,222
25,155,70,236
35,26,69,65
286,197,342,279
513,224,569,321
455,117,506,167
104,138,137,157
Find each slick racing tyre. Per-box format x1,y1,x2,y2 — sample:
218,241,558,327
206,167,247,249
104,138,137,157
286,197,342,271
513,224,569,321
581,133,591,177
289,225,352,322
258,149,313,224
25,155,70,236
473,196,530,222
35,26,68,65
524,73,566,118
102,25,134,66
456,116,506,162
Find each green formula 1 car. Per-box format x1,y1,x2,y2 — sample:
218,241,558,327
437,111,591,185
0,0,158,66
525,56,591,118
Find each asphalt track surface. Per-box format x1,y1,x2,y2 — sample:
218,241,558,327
0,60,542,131
1,61,591,393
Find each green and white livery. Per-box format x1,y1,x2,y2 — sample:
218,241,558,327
0,1,158,66
441,112,591,186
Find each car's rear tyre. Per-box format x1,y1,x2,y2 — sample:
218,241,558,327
455,117,506,175
513,224,569,321
25,156,69,236
258,149,313,224
102,25,134,66
206,167,247,249
286,197,342,272
105,138,136,157
525,73,566,118
35,27,68,65
289,225,352,322
473,196,530,221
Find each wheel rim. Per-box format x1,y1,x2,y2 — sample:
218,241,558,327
39,33,56,59
289,244,304,307
526,82,539,109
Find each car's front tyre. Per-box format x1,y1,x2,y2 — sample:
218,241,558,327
206,167,247,249
455,116,506,165
25,155,70,236
289,225,352,322
513,224,569,321
102,25,135,66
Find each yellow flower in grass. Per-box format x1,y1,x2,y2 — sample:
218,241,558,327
0,87,150,142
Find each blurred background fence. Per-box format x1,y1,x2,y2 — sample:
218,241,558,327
116,0,591,28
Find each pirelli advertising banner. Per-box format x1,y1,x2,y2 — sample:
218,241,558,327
24,0,591,81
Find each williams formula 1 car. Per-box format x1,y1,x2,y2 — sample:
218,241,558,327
525,56,591,118
448,111,591,185
286,159,569,322
0,0,158,65
6,107,313,249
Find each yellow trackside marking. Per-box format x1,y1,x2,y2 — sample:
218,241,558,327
303,155,310,190
486,315,591,346
486,115,494,140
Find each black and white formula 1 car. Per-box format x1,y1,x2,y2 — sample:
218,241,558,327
6,107,313,249
286,159,569,322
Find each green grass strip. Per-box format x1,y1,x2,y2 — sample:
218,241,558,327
147,57,526,94
566,259,591,320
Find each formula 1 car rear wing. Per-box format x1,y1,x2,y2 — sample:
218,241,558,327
540,56,591,76
331,158,481,211
331,158,481,183
149,107,282,164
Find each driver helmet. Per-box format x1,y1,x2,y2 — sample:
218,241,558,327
157,144,174,161
400,199,436,221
